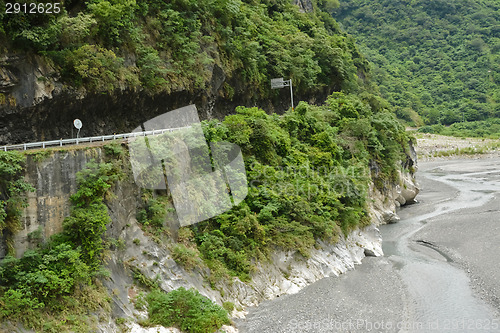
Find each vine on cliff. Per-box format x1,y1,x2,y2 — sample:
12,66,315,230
0,151,34,254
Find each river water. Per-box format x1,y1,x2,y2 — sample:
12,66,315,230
237,158,500,333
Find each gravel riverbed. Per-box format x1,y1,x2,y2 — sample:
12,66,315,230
237,157,500,333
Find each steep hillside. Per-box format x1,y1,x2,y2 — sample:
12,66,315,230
0,98,418,332
333,0,500,125
0,0,379,145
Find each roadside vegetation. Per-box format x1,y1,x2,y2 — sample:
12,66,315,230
143,94,412,283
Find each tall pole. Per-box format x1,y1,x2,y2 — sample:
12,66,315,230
289,79,294,111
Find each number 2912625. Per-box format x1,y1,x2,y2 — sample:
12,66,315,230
5,2,61,14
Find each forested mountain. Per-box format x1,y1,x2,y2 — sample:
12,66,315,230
333,0,500,125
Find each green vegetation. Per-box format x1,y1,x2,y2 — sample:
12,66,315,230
126,91,411,284
0,0,371,98
103,141,126,158
130,264,228,333
222,301,235,313
0,151,35,254
185,94,411,281
333,0,500,126
26,150,53,162
145,287,230,333
171,243,203,272
418,118,500,138
62,161,121,268
0,160,119,331
137,192,168,229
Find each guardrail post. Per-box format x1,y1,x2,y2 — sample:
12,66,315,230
24,144,26,150
42,142,45,148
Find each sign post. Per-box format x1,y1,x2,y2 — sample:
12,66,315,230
73,119,82,142
271,77,294,111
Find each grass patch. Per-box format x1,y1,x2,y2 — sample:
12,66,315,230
431,146,494,158
222,301,235,313
26,149,53,162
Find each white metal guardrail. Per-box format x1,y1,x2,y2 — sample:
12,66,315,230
0,127,189,152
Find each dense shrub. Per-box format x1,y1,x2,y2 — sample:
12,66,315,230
193,96,409,280
146,287,230,333
0,0,369,96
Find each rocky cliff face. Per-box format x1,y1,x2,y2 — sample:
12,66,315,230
0,148,102,258
1,144,418,332
293,0,314,13
0,55,330,146
368,142,419,225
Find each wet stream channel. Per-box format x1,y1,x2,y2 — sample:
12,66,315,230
381,159,500,332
